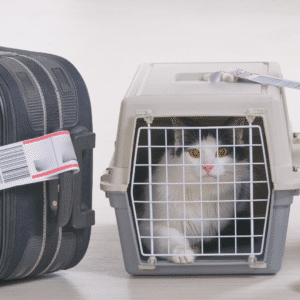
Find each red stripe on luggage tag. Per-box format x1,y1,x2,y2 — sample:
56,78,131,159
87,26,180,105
23,131,70,145
32,164,79,179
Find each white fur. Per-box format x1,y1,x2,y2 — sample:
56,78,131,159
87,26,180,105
140,134,248,264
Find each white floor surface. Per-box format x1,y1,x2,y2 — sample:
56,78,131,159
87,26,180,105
1,201,300,299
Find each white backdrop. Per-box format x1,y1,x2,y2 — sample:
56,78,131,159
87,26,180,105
1,0,300,298
2,0,300,223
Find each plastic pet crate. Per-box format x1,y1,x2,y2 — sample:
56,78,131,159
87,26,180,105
101,62,300,275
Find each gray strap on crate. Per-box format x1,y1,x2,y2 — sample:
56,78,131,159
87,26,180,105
209,68,300,90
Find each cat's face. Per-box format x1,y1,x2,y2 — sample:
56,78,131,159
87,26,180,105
175,129,248,183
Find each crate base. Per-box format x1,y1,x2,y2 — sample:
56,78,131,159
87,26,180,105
108,190,295,275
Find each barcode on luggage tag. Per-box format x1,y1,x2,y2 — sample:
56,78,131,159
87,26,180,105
0,131,80,191
0,145,30,183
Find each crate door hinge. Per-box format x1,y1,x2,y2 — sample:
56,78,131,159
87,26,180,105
136,109,154,124
248,255,267,269
245,108,264,124
138,256,157,270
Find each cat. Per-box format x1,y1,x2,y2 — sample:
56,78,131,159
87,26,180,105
138,117,250,264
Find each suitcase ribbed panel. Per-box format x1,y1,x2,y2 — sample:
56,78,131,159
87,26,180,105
0,62,44,280
6,236,43,279
0,57,44,131
14,55,60,134
52,67,78,127
29,56,79,128
0,56,49,278
46,232,76,273
0,189,17,278
22,55,69,276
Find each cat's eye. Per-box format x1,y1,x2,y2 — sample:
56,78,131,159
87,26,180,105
218,147,228,158
189,148,200,158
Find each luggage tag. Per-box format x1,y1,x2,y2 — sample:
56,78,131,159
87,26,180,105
0,131,79,190
208,68,300,90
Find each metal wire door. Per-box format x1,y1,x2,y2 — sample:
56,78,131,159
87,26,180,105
130,124,270,258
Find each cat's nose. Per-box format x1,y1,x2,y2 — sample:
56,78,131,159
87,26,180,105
202,165,214,172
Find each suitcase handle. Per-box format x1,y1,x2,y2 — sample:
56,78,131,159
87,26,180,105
57,171,74,227
57,126,96,228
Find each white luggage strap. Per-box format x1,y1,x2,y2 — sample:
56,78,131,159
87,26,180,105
209,68,300,90
0,131,79,190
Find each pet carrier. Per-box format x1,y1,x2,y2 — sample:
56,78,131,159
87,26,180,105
101,62,300,275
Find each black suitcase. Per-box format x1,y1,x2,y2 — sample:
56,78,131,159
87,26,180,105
0,46,95,280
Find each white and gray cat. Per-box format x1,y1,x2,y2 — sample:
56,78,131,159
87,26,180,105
139,118,249,264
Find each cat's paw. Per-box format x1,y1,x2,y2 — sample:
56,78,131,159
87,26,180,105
170,246,195,264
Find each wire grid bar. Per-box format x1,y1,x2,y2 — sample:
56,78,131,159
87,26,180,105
137,144,263,148
130,125,270,257
134,199,269,203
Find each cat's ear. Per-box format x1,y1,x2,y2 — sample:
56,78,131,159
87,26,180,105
223,117,246,144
